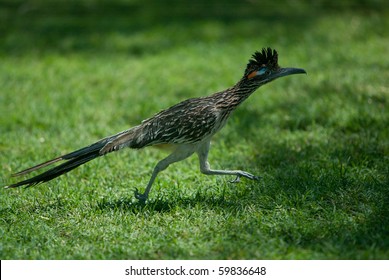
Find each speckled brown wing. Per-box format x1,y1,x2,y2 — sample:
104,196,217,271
131,96,220,148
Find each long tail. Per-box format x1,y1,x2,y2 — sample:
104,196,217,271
4,127,139,189
4,139,109,189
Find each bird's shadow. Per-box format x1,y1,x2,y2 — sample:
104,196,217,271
95,185,255,214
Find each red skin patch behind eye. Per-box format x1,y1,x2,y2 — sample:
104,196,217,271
247,71,257,79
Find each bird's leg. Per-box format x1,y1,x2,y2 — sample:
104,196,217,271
196,140,261,182
134,145,195,202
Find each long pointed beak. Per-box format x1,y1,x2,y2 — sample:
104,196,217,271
270,67,307,80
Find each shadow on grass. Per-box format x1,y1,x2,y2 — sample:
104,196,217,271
2,0,384,56
94,133,389,258
95,186,250,214
1,0,306,56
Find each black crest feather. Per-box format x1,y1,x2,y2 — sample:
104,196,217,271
247,47,279,72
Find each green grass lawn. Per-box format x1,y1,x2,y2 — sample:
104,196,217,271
0,0,388,259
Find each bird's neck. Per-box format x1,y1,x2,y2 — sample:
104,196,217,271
214,79,260,111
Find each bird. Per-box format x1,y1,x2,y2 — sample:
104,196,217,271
4,47,306,202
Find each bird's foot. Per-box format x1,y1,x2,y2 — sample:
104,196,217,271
134,188,148,203
230,171,261,183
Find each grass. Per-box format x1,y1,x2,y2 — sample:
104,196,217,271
0,0,388,259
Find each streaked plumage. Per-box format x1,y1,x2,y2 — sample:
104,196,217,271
5,48,306,201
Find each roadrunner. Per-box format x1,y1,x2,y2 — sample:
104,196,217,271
5,48,306,201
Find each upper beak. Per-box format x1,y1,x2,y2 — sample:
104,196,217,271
270,67,307,80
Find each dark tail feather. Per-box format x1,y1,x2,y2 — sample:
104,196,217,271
5,139,110,189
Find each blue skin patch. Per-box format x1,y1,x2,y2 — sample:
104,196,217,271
257,67,267,75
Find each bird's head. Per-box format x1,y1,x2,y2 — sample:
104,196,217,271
244,48,306,86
